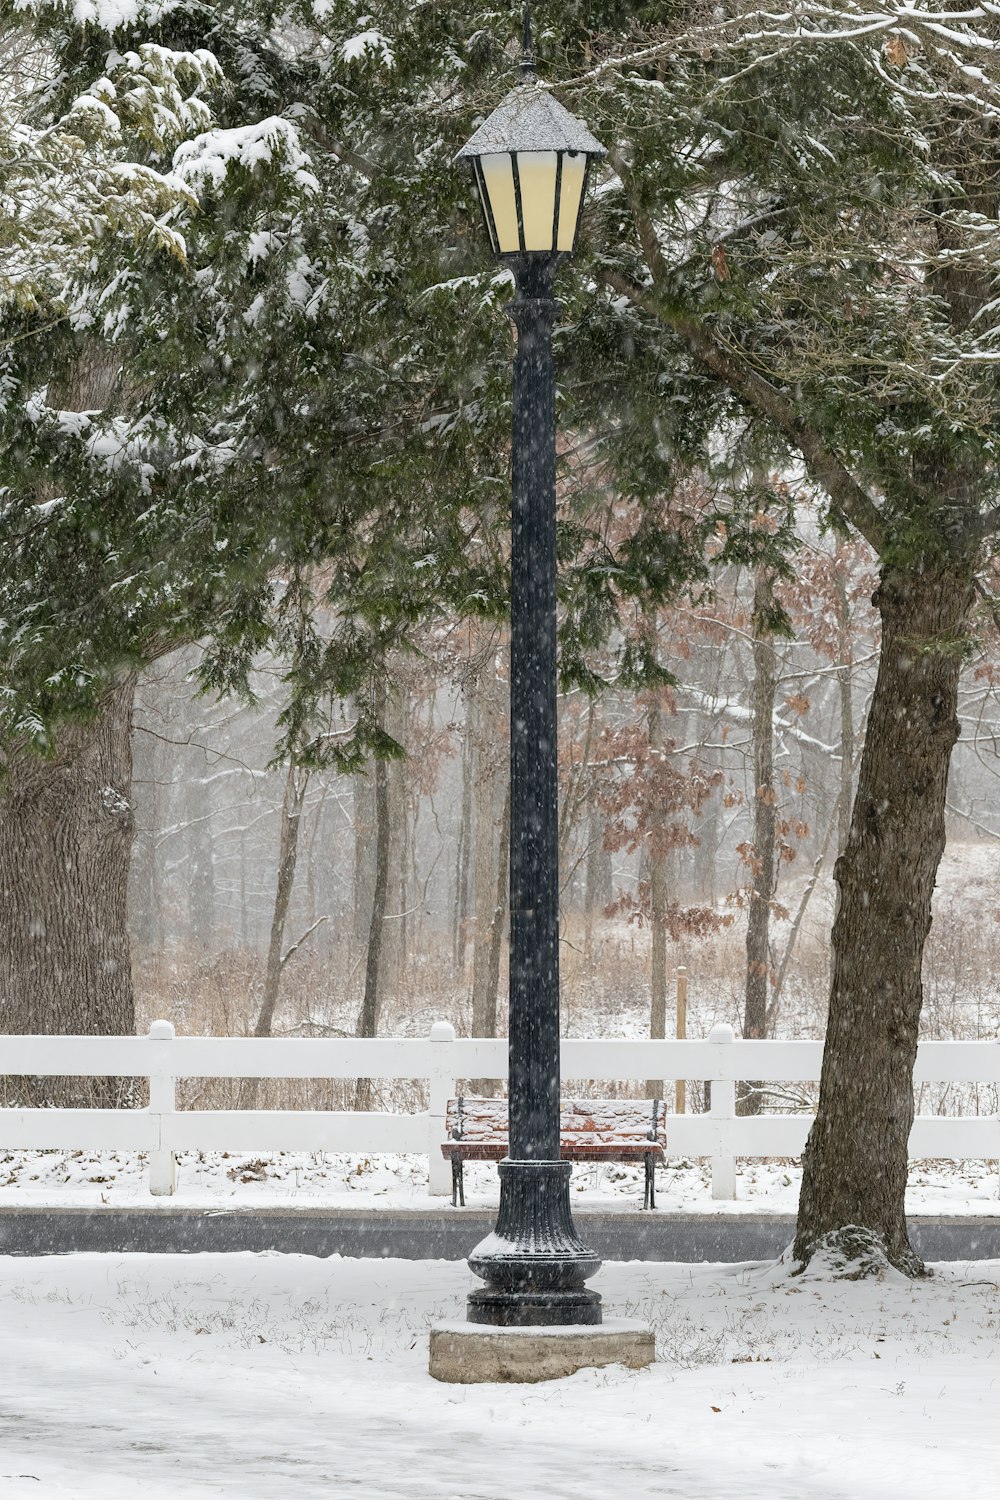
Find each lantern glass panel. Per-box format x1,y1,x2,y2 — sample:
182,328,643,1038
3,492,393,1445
556,153,587,252
479,153,520,253
516,151,558,252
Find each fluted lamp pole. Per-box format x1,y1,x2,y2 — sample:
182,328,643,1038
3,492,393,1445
455,19,607,1328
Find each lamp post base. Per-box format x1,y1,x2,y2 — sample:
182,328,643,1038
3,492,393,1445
429,1318,653,1383
467,1160,602,1327
467,1287,601,1327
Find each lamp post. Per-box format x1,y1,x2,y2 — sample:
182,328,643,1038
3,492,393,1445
456,11,607,1328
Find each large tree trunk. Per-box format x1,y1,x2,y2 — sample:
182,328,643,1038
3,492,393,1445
793,560,975,1274
835,560,855,859
740,569,778,1115
0,674,137,1106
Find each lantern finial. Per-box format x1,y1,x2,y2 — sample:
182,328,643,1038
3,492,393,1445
521,3,535,80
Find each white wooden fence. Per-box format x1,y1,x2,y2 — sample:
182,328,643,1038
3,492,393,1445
1,1020,998,1199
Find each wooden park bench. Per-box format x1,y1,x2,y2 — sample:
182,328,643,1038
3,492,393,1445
442,1097,667,1210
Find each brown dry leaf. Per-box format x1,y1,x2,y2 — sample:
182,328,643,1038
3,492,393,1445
885,34,909,68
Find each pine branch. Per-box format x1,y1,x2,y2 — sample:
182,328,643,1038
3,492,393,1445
601,265,887,555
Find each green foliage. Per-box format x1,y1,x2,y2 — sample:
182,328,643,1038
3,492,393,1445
7,1,995,759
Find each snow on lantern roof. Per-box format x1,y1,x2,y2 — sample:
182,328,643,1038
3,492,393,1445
456,82,606,162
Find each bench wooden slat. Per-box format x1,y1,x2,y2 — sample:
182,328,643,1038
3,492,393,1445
444,1097,667,1155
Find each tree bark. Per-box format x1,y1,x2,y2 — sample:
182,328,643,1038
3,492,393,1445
646,694,669,1100
741,569,778,1115
250,760,309,1040
354,749,391,1109
0,674,137,1106
793,560,975,1274
352,768,376,947
835,560,854,859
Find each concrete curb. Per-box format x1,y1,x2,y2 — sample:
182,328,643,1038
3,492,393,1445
0,1207,999,1260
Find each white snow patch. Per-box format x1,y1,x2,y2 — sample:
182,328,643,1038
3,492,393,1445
0,1252,997,1498
342,28,394,66
173,117,319,194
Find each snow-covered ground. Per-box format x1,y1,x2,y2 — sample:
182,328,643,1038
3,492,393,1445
0,1250,997,1498
1,1147,997,1215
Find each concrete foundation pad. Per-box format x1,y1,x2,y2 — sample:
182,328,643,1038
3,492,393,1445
428,1317,655,1384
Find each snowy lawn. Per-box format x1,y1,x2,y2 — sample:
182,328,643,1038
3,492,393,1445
1,1147,998,1215
0,1251,997,1498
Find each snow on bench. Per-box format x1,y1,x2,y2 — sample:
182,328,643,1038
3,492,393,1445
441,1097,667,1209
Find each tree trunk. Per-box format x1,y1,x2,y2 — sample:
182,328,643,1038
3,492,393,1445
0,674,137,1106
835,560,854,859
741,569,778,1115
186,743,215,955
381,687,407,1002
354,750,391,1109
793,560,975,1274
129,715,161,951
645,695,670,1100
250,760,309,1040
471,782,510,1095
452,702,474,974
238,759,309,1108
469,655,507,1036
583,799,612,969
769,784,843,1033
352,767,376,946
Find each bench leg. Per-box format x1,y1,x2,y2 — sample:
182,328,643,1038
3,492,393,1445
644,1154,656,1210
451,1157,466,1208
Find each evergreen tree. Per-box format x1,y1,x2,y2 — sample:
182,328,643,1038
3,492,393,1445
567,5,1000,1271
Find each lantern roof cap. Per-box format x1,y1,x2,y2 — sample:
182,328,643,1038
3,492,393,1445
456,80,605,162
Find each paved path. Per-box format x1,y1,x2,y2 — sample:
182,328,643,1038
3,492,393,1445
1,1207,998,1260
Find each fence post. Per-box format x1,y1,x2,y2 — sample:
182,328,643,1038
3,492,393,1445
709,1022,737,1199
148,1019,177,1197
427,1021,456,1197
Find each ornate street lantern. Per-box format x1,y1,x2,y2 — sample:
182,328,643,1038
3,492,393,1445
455,10,607,1329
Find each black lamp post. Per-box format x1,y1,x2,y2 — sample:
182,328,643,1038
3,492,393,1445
456,10,607,1329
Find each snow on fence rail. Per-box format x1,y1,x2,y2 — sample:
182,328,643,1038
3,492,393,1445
1,1020,998,1199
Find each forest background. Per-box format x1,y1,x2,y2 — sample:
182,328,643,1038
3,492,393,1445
5,1,1000,1271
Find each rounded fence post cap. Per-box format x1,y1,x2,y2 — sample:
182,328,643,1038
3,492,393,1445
148,1020,175,1040
709,1023,735,1043
429,1021,457,1042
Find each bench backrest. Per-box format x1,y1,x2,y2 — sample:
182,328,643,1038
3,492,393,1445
446,1096,667,1148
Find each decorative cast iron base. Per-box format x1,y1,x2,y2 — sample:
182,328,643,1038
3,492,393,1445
467,1159,602,1327
467,1287,602,1327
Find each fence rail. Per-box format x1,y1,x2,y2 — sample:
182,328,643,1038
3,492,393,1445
2,1021,998,1198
